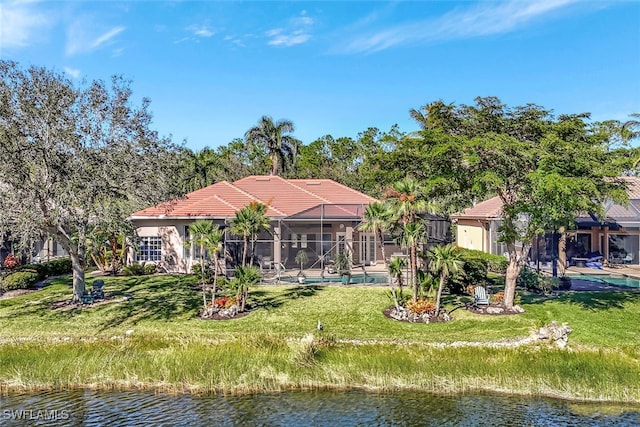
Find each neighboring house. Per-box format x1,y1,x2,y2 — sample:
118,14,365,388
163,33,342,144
1,235,66,266
129,176,451,274
451,176,640,266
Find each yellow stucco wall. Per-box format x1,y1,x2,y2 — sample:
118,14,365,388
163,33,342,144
456,221,486,252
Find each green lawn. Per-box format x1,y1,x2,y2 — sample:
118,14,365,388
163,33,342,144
1,275,639,401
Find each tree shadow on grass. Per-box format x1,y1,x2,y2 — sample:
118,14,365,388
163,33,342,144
94,276,202,331
251,285,324,312
521,289,638,311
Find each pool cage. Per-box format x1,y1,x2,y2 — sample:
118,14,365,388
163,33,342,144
222,203,451,283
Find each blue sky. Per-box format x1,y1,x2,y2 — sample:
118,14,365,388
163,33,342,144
1,1,639,151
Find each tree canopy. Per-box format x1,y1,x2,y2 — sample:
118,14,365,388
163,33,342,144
0,61,182,301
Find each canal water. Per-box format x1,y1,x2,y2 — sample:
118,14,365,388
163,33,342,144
1,389,639,426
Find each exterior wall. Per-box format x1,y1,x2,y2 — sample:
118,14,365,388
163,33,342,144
133,219,225,273
456,219,488,252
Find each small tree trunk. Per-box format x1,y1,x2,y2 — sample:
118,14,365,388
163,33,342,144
249,236,256,268
411,244,418,302
242,237,248,267
200,243,207,310
70,251,85,303
211,253,219,306
434,273,446,318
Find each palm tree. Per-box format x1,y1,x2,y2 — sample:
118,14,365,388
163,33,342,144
388,256,407,310
359,201,394,273
230,201,271,267
360,201,396,300
179,147,221,192
187,219,217,309
244,116,300,176
384,178,434,302
427,243,464,318
232,265,261,312
203,226,225,306
622,113,640,143
395,221,428,302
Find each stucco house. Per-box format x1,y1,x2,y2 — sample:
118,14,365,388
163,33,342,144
129,176,452,274
451,176,640,267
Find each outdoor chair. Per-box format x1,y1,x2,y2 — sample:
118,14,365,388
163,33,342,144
473,286,490,306
623,253,634,265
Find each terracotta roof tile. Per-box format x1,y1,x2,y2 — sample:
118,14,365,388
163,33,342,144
618,176,640,200
452,197,503,219
131,176,377,219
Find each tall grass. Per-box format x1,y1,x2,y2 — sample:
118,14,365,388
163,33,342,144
1,275,639,401
0,335,638,402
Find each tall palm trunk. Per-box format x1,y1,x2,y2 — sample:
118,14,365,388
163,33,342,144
435,272,446,317
410,244,418,302
200,243,207,309
379,230,399,310
242,236,249,267
211,253,219,306
269,152,278,176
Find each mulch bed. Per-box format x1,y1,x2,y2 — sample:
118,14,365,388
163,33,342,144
202,309,252,321
49,296,127,311
382,307,450,323
465,304,523,316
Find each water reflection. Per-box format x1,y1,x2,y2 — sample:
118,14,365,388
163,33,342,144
1,389,639,426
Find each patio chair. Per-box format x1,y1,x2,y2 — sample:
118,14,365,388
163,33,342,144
623,253,634,265
473,286,490,307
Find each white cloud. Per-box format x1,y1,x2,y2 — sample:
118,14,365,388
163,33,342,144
266,11,314,47
266,29,310,47
66,23,126,56
337,0,584,54
188,25,215,38
63,66,80,79
0,0,50,50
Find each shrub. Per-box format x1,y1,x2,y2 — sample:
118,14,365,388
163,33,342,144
191,263,216,280
459,249,508,274
446,256,487,295
122,264,146,276
490,291,504,304
214,296,238,309
46,258,72,276
19,263,48,280
3,254,20,270
17,259,72,280
143,264,157,275
0,271,39,292
406,297,437,315
517,267,541,290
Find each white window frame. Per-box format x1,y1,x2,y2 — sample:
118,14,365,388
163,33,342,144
136,236,162,262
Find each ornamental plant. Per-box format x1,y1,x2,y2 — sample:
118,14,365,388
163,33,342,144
3,254,20,270
406,297,436,315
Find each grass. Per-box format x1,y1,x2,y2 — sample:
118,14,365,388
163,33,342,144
1,274,639,402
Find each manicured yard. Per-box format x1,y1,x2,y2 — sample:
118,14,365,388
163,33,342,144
0,275,639,402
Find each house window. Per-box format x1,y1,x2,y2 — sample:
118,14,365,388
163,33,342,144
136,236,162,262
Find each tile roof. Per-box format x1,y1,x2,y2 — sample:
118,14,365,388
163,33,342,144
451,197,504,220
453,177,640,221
618,176,640,200
131,176,377,219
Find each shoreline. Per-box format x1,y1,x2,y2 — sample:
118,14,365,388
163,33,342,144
1,336,638,404
1,379,639,406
